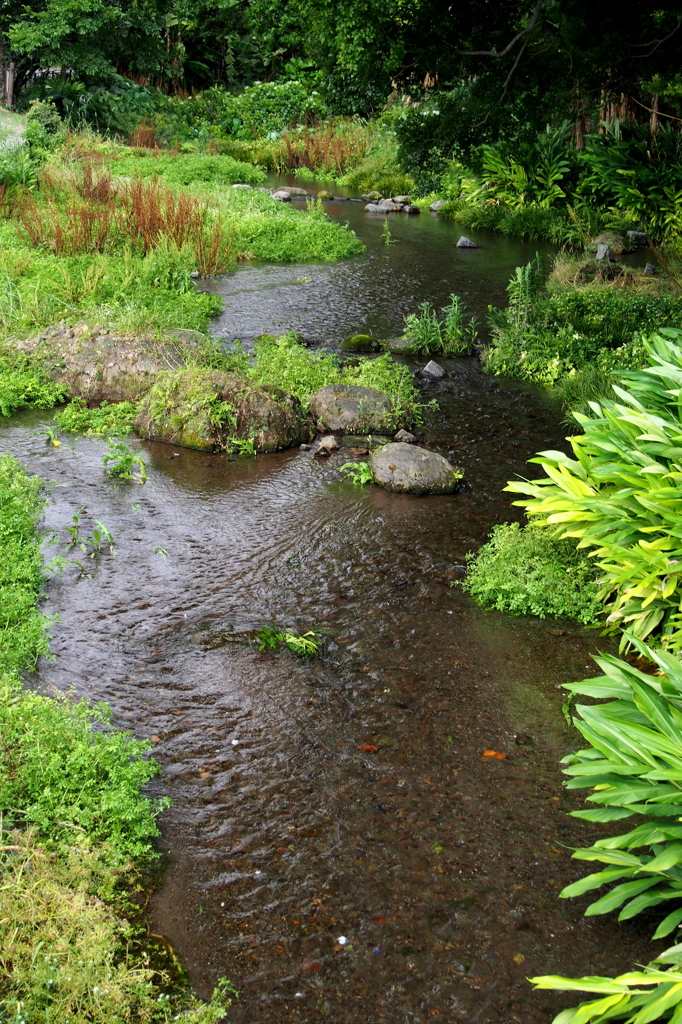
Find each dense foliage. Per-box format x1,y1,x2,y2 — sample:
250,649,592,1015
462,521,601,624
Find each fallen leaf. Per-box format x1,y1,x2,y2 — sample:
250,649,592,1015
359,743,379,752
482,749,507,759
277,846,287,853
513,954,525,964
150,735,161,744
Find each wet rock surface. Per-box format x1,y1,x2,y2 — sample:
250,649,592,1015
370,441,462,494
310,384,398,433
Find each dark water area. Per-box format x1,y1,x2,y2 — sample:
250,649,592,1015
2,199,655,1022
204,176,555,346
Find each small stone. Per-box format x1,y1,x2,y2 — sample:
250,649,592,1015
393,195,412,204
310,384,397,433
300,443,311,450
456,236,478,248
403,204,420,214
271,190,291,202
317,190,333,200
340,334,379,353
388,337,418,354
394,429,416,443
364,203,381,212
595,242,610,260
421,360,446,378
644,262,657,276
376,199,399,211
332,195,349,201
430,199,448,212
317,435,339,452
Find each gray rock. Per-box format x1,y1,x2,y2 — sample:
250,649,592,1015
271,190,292,202
300,443,311,450
394,429,416,443
388,337,419,355
370,443,462,495
456,236,478,248
317,434,339,452
332,195,349,202
430,199,448,212
364,203,382,212
627,230,648,246
231,183,253,189
310,384,397,434
421,360,446,379
644,262,657,276
376,199,399,211
273,186,309,197
361,191,382,201
595,243,610,260
393,195,412,204
403,204,420,214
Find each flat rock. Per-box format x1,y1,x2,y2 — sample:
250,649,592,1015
317,434,339,452
403,204,420,214
370,443,462,495
388,337,419,354
361,191,382,201
393,195,412,204
376,199,399,211
430,200,448,212
456,236,478,248
627,230,648,246
309,384,398,434
364,203,382,212
421,360,446,378
394,429,416,443
231,183,253,189
271,190,292,201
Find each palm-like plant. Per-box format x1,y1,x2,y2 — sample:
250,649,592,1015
507,330,682,653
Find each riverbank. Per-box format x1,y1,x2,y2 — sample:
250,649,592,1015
0,452,235,1021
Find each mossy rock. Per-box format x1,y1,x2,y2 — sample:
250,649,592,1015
388,337,419,355
588,232,625,256
340,334,380,353
310,384,398,433
135,367,312,452
317,191,333,200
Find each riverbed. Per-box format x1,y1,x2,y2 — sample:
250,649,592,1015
1,193,654,1023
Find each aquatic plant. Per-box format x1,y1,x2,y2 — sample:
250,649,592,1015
32,425,61,446
506,330,682,654
102,436,147,483
227,436,256,458
256,626,321,655
402,294,477,355
65,508,115,558
340,461,373,485
461,521,601,624
54,397,139,437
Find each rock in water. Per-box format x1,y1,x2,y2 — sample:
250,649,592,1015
370,443,462,495
271,190,291,202
136,368,311,452
456,236,478,248
310,384,397,433
627,230,648,246
393,195,412,205
430,199,448,211
340,334,380,353
403,204,420,214
595,243,610,260
421,360,446,378
388,337,419,354
394,429,416,443
316,435,340,455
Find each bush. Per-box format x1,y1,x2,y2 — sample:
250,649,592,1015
507,329,682,653
110,150,264,187
462,521,601,623
402,294,477,355
0,350,69,418
24,99,66,151
54,398,138,436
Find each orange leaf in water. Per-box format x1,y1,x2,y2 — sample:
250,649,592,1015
482,749,506,759
359,744,379,752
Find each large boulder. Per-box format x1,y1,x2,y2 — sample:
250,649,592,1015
370,443,462,495
14,323,197,403
310,384,397,433
136,368,312,453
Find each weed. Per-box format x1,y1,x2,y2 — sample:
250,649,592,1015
461,521,602,624
64,508,115,558
340,461,373,485
102,437,147,483
32,425,61,446
227,436,256,458
54,397,138,436
256,626,321,656
381,220,396,246
402,294,477,356
0,350,69,418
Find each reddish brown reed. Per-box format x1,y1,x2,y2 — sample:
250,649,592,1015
128,118,158,149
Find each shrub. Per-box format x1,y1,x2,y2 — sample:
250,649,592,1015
0,350,69,417
24,99,66,151
462,521,602,623
506,329,682,653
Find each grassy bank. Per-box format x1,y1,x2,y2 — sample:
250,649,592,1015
0,453,233,1022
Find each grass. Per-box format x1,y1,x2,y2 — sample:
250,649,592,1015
0,452,234,1021
109,149,264,188
461,521,602,624
54,397,138,436
0,348,69,417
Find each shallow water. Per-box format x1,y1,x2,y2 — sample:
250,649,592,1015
204,178,554,346
3,200,655,1022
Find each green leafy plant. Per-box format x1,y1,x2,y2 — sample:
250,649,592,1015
256,626,321,655
64,508,115,558
340,461,373,485
506,329,682,653
461,521,601,623
102,437,147,483
227,436,256,458
54,397,139,437
31,425,61,446
0,351,69,418
402,294,477,355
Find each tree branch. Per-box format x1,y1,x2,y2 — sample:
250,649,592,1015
633,16,682,58
458,0,545,58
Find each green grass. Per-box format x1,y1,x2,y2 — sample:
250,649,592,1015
461,521,602,624
54,397,139,436
0,349,69,417
110,149,265,187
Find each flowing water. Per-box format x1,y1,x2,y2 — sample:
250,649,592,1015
2,193,654,1023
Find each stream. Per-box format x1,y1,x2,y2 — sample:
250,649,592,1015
1,188,654,1023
